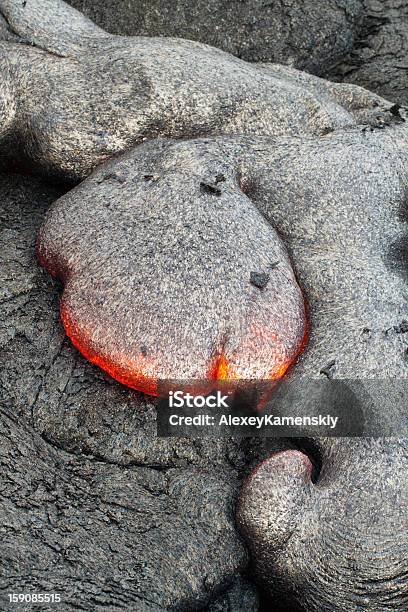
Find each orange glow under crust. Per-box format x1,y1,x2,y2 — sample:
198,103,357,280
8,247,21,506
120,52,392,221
60,302,309,401
211,353,240,382
60,303,160,397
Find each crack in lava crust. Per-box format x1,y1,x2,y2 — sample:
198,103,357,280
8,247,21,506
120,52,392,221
58,279,307,399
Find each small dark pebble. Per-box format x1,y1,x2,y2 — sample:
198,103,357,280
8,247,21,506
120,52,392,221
215,174,226,183
321,127,334,136
140,345,148,357
250,271,270,289
394,321,408,334
389,104,405,122
200,182,222,196
98,172,126,184
361,327,371,339
320,360,336,379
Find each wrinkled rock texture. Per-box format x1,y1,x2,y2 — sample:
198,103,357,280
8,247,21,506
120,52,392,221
1,1,408,611
68,0,364,74
0,174,273,610
327,0,408,106
68,0,408,106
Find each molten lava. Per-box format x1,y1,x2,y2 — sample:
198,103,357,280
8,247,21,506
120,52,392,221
60,298,307,400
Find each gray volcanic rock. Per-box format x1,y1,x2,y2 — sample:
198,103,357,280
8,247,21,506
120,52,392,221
0,12,17,41
2,2,408,610
0,0,394,182
207,577,259,612
237,437,408,611
0,403,260,612
68,0,364,74
327,0,408,106
0,173,267,610
37,139,306,395
67,0,408,109
37,122,408,608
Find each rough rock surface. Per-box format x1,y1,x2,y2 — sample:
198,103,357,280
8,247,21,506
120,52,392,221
37,139,306,395
0,0,394,182
68,0,408,107
237,438,408,611
0,174,272,610
327,0,408,106
0,12,17,41
35,121,408,607
1,1,408,610
68,0,364,74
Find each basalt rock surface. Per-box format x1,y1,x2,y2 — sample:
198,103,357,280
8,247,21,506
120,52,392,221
68,0,364,74
0,0,394,183
327,0,408,106
0,173,273,611
1,2,408,611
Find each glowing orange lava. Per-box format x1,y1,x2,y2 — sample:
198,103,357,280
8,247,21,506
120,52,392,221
58,300,309,401
211,353,240,382
60,302,160,396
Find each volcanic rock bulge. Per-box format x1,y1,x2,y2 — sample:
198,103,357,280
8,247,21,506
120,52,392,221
1,1,408,611
0,0,397,182
37,141,307,396
237,437,408,611
0,0,402,395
